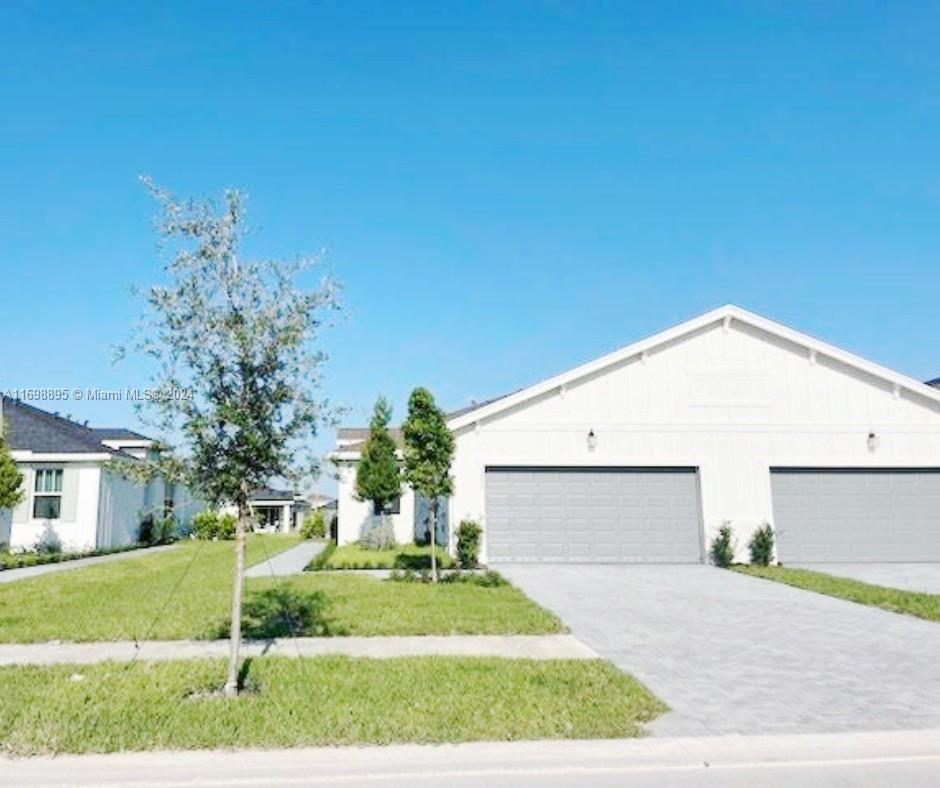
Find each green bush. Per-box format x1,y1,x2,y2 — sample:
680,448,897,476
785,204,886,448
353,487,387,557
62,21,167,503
442,570,507,588
709,522,736,568
139,515,177,545
192,510,237,541
0,543,145,571
300,509,326,539
748,523,775,566
455,520,482,569
388,569,507,587
310,543,454,571
217,513,237,539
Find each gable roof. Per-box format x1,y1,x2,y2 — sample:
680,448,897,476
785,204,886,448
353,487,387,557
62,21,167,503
446,304,940,430
330,305,940,460
0,397,149,457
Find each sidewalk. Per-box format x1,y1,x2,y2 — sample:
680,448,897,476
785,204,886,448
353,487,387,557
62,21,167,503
244,539,326,578
0,634,598,666
0,544,177,585
4,728,940,787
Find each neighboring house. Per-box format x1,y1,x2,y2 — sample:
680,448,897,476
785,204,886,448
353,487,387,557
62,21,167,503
307,492,337,531
229,488,309,532
333,304,940,564
0,397,203,552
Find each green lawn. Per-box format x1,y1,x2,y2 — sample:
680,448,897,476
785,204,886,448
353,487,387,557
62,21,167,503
0,656,666,754
0,535,302,643
314,542,455,570
734,565,940,622
255,572,563,636
0,536,561,642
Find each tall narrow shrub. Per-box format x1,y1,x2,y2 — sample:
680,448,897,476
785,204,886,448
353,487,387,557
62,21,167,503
402,388,454,583
355,399,402,510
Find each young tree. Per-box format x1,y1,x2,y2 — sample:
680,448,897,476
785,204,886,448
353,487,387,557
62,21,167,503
402,387,454,582
120,179,339,696
0,403,25,512
355,397,401,547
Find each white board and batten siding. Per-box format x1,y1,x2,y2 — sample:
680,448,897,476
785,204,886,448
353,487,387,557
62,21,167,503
448,317,940,564
335,307,940,563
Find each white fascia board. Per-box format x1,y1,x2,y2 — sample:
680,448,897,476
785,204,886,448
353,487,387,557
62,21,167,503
101,439,154,451
727,305,940,404
446,305,733,430
447,303,940,430
11,452,112,462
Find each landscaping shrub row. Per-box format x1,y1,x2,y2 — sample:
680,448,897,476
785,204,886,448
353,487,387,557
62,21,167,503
0,542,153,572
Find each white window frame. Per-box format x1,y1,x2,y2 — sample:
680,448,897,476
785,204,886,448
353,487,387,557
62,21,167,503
33,468,63,520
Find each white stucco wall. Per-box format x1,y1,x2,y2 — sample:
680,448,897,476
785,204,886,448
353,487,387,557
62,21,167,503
5,460,206,552
9,463,103,552
336,464,415,546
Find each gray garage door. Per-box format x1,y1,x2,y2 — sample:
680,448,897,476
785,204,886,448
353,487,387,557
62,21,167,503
771,468,940,562
485,466,703,563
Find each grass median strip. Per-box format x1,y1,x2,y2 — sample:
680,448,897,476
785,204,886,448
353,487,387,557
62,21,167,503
0,656,666,754
0,538,562,642
734,565,940,622
251,573,563,636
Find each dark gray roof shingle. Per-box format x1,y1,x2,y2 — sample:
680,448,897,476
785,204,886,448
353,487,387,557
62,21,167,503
0,397,146,455
251,487,298,502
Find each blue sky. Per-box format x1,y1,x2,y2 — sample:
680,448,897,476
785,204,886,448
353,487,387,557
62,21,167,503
2,2,939,492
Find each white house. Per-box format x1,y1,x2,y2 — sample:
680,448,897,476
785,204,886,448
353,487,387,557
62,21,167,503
223,488,310,532
0,397,203,552
333,305,940,564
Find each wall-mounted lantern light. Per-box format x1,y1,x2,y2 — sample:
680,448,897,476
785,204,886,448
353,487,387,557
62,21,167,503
587,429,597,451
867,431,880,451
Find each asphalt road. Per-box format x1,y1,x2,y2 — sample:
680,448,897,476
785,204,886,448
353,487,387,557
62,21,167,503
4,729,939,787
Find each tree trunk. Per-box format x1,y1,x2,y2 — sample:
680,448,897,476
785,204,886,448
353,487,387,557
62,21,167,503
224,502,249,697
429,497,438,583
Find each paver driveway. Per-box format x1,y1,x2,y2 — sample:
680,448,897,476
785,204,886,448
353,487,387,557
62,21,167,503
501,564,940,736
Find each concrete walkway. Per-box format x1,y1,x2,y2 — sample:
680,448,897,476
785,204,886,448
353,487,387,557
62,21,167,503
794,563,940,594
245,539,327,577
0,544,177,584
0,634,597,666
